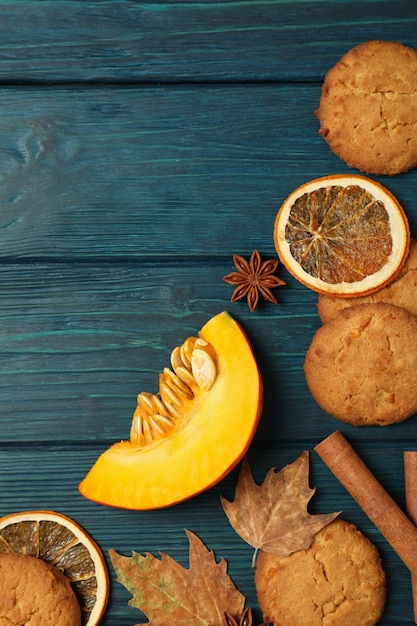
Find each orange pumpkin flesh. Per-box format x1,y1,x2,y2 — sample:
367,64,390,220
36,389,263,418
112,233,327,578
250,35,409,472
78,311,263,510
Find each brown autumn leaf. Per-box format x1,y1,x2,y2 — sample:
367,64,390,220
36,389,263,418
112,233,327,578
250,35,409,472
221,451,339,565
109,529,245,626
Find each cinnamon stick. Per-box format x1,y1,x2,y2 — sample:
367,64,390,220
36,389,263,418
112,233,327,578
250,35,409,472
314,431,417,577
404,451,417,622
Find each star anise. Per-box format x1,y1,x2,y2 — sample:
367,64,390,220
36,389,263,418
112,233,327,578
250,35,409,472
225,607,271,626
223,249,286,312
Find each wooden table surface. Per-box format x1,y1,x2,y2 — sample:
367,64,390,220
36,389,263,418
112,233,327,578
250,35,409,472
2,1,417,624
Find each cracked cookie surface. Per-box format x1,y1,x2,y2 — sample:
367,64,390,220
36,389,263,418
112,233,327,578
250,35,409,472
304,301,417,425
316,40,417,175
0,552,81,626
255,518,386,626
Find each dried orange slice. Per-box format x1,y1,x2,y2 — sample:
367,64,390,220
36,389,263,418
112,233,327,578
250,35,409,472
274,174,410,297
0,510,109,626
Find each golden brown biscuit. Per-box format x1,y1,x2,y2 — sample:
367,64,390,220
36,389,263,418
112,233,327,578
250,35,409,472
0,552,81,626
304,302,417,426
317,238,417,323
316,40,417,175
255,518,386,626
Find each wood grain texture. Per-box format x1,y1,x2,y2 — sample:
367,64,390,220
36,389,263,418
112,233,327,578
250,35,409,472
0,84,416,259
0,83,323,258
1,1,417,624
1,263,417,447
0,1,415,82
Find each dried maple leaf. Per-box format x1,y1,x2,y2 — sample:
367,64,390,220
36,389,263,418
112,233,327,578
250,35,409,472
109,529,245,626
221,452,339,566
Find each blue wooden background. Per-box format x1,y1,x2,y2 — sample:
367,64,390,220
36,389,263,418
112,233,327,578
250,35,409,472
1,1,417,624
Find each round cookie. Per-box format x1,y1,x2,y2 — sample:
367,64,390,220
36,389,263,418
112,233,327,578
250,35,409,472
0,552,81,626
317,238,417,323
304,302,417,426
316,40,417,175
255,518,386,626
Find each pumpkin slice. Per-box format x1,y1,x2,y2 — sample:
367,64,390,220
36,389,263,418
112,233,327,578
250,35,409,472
79,311,263,510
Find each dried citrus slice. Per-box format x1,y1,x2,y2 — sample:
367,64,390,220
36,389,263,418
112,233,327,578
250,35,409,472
274,174,410,296
0,510,109,626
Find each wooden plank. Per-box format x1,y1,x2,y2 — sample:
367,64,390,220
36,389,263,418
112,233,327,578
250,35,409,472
0,84,416,259
0,1,415,83
0,443,414,624
0,262,315,443
1,262,417,447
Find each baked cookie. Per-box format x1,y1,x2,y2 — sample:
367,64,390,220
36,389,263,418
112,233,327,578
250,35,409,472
0,552,81,626
304,302,417,426
316,40,417,175
317,238,417,323
255,518,386,626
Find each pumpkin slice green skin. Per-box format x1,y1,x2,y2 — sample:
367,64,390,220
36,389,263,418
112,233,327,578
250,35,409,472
78,311,263,510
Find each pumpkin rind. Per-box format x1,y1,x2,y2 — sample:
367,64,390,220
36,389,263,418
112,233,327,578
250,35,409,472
78,311,263,509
